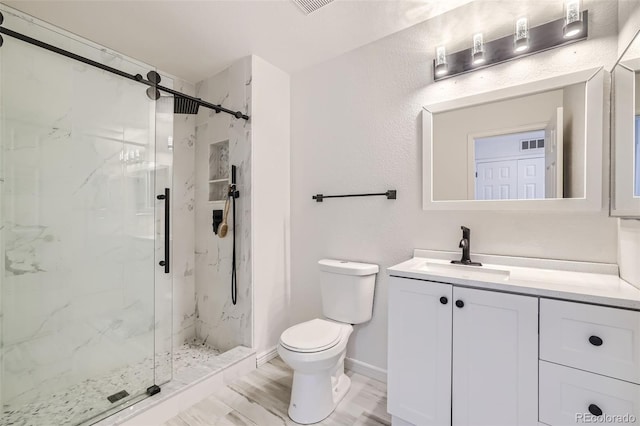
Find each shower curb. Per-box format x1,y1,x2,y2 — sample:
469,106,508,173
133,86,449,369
92,347,256,426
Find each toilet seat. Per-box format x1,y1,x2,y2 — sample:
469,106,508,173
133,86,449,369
280,319,347,353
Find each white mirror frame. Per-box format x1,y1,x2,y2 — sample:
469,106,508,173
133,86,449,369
611,60,640,217
422,67,605,211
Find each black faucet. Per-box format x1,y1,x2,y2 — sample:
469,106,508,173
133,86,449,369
451,226,482,266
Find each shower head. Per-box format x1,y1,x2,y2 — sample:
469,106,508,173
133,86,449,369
174,96,201,114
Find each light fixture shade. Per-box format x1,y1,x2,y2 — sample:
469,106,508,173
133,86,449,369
472,33,485,64
563,0,583,38
435,46,448,76
514,17,529,52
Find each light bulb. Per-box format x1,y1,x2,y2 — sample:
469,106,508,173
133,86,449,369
563,0,583,38
514,17,529,53
435,46,448,76
472,33,485,65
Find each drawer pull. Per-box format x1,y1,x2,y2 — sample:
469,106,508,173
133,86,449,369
588,404,603,417
455,300,464,308
440,296,448,305
588,335,603,346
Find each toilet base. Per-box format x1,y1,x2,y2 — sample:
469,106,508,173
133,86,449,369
287,363,351,424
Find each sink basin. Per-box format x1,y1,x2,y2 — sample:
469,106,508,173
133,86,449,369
416,261,511,281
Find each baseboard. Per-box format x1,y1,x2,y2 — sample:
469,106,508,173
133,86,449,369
345,357,387,383
256,346,279,367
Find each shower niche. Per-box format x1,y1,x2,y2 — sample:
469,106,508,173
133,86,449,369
208,140,230,202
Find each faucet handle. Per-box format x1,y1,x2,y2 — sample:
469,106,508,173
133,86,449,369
459,238,468,248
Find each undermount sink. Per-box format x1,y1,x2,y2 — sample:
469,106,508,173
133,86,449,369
417,261,511,281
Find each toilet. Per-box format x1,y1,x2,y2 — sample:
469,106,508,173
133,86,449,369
277,259,379,424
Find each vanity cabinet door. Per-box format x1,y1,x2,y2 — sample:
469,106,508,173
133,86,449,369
452,287,538,426
388,277,452,426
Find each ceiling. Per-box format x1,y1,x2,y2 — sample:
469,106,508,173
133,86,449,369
5,0,472,83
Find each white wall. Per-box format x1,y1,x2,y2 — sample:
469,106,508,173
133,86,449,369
619,219,640,289
618,0,640,56
251,56,292,360
171,79,197,348
618,0,640,289
290,0,619,372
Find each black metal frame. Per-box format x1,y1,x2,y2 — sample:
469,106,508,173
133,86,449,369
433,11,589,82
0,13,249,120
313,190,397,202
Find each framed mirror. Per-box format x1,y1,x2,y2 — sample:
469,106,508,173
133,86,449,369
612,30,640,218
422,67,604,211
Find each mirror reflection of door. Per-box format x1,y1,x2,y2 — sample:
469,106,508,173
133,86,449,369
474,129,546,200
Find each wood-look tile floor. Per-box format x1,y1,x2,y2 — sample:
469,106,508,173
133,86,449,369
164,357,391,426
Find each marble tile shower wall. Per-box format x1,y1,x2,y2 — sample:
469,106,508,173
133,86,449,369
194,57,252,352
1,41,161,409
172,78,197,348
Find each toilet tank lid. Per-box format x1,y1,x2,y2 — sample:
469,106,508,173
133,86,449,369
318,259,379,276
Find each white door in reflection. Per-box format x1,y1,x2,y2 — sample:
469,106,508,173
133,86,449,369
476,160,518,199
474,130,546,200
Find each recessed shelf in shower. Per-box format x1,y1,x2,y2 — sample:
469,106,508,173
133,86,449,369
208,140,230,202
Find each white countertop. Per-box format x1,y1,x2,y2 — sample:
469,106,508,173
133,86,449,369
388,250,640,310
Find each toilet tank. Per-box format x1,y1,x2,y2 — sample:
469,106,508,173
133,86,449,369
318,259,379,324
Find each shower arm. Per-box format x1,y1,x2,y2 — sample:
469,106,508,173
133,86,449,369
0,15,250,121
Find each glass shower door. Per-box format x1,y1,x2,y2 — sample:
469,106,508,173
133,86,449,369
0,7,159,425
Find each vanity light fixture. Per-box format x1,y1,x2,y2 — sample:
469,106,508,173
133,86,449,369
435,46,448,76
472,33,485,65
433,10,588,81
514,17,530,53
563,0,583,38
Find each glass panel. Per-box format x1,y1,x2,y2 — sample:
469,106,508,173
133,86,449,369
0,6,158,425
154,87,174,387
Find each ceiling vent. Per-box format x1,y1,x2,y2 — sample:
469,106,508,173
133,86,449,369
292,0,335,15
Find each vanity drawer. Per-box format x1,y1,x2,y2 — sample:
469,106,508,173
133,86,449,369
539,361,640,426
540,299,640,383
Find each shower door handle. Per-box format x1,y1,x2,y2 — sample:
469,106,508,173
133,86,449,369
157,188,170,273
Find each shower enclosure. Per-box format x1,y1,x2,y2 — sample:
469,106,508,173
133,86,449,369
0,5,173,425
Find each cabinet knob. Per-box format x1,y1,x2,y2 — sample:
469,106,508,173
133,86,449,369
588,404,603,417
440,297,448,305
455,300,464,308
589,335,603,347
159,260,166,267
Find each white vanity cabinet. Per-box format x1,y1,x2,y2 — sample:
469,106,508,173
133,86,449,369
388,252,640,426
387,277,452,425
539,300,640,425
388,276,539,426
451,286,538,426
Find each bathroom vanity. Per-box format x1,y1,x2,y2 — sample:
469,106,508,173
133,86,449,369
387,250,640,426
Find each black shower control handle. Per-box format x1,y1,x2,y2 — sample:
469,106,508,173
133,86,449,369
456,300,464,308
588,404,603,417
589,335,603,346
440,297,448,305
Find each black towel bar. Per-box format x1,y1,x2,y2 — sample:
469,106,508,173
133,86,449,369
312,190,397,202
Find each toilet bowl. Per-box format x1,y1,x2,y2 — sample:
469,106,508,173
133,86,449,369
278,259,378,424
277,319,353,424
